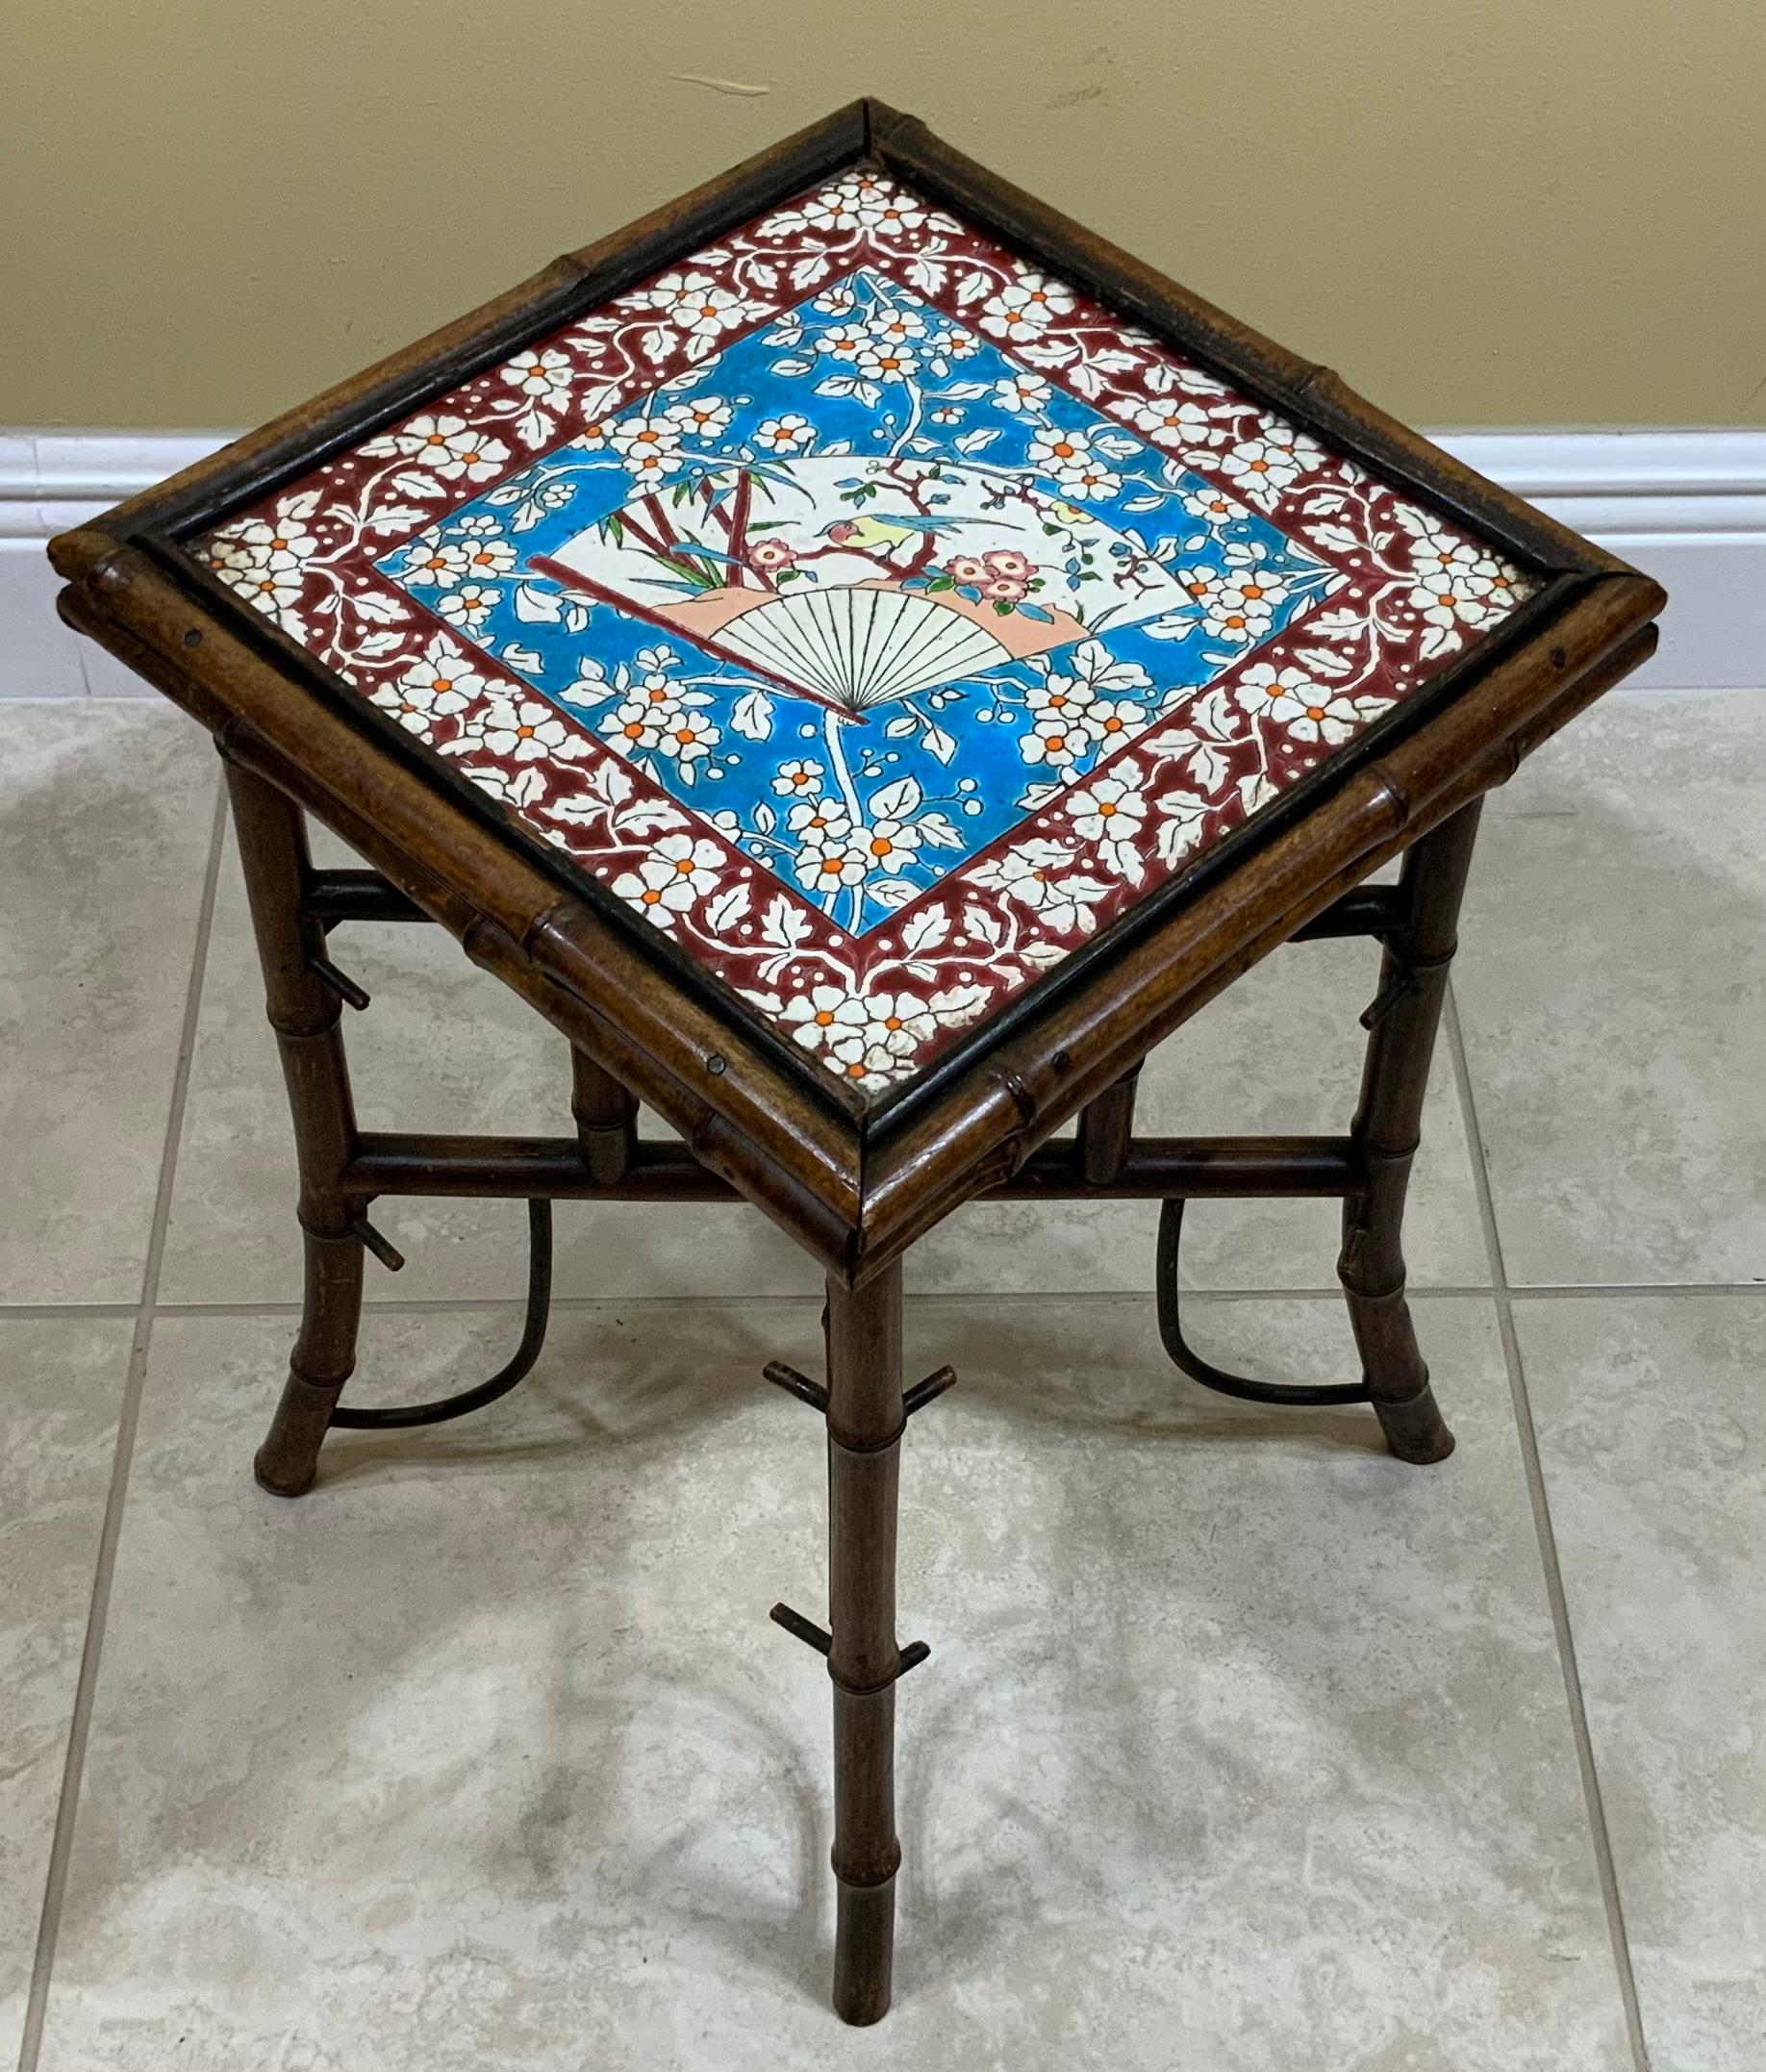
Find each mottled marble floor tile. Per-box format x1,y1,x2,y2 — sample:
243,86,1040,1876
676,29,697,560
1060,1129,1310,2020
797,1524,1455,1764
164,821,1481,1305
41,1295,1626,2069
0,704,216,1301
1454,689,1766,1286
0,1316,134,2061
1516,1295,1765,2072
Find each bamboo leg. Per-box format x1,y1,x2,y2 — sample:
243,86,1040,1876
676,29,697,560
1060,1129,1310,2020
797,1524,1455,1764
569,1046,638,1185
1074,1061,1143,1185
1338,799,1483,1464
224,755,365,1497
825,1260,905,2025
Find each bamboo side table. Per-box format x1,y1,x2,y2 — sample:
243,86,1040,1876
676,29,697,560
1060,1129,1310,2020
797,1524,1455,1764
53,102,1663,2026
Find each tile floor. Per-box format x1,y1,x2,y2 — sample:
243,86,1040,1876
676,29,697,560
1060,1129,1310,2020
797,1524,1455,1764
2,691,1760,2071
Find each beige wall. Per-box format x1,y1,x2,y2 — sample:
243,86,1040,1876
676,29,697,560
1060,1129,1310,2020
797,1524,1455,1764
5,1,1762,429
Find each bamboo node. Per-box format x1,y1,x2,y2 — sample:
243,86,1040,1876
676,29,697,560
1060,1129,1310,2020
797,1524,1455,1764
829,1641,931,1695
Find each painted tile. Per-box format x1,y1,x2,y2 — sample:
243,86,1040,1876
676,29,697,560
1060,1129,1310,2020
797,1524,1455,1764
194,169,1536,1096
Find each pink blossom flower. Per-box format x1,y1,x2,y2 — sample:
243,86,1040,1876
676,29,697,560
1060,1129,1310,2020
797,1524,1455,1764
748,538,796,572
944,554,988,584
984,548,1032,581
984,575,1026,603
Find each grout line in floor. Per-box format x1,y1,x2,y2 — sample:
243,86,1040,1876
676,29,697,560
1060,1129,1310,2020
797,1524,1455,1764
0,1303,143,1321
1445,979,1652,2072
146,1285,1448,1317
7,1281,1758,1326
15,776,228,2072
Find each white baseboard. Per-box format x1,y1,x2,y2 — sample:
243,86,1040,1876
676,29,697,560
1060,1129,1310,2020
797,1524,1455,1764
3,427,1761,698
1433,429,1766,693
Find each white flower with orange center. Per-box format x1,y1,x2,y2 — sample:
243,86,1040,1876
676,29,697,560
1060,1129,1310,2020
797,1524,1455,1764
456,532,517,580
1083,698,1146,750
795,825,870,895
793,188,866,235
210,512,318,579
754,414,814,456
994,371,1052,416
815,322,870,364
434,582,502,633
632,271,755,341
1060,456,1123,502
864,192,930,236
1026,673,1097,721
786,173,932,240
842,991,938,1062
1027,428,1103,491
664,394,733,442
1395,506,1526,647
602,690,680,755
1203,550,1291,642
853,334,919,383
786,796,852,840
980,270,1076,343
1109,394,1224,448
970,839,1113,935
770,758,825,796
1217,424,1324,510
401,538,472,588
1234,664,1368,745
652,704,720,766
391,638,488,721
371,414,511,483
781,983,940,1088
781,983,870,1055
596,671,698,757
1173,562,1226,615
612,834,723,928
845,175,928,234
1019,705,1097,770
368,668,470,738
444,694,581,764
1181,484,1241,526
855,817,923,874
609,414,686,481
1065,769,1148,868
209,510,318,630
868,306,928,347
1021,671,1101,767
501,348,573,409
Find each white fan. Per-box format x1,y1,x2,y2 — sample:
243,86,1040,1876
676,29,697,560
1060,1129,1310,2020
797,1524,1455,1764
715,588,1009,712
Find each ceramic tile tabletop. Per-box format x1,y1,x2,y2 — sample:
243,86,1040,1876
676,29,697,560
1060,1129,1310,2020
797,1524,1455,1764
192,169,1536,1097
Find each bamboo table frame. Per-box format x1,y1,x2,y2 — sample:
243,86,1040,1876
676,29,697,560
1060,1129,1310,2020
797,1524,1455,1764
52,102,1663,2025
